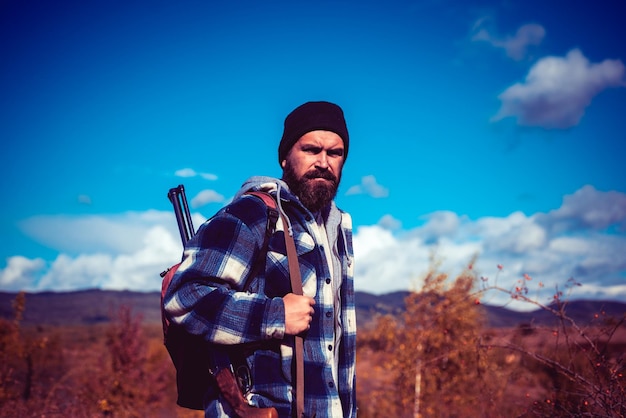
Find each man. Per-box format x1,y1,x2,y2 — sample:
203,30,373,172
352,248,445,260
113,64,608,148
164,101,356,417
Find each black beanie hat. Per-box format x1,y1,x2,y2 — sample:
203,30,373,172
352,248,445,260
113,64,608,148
278,101,349,165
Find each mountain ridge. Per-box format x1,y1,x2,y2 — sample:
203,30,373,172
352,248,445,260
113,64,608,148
1,289,624,329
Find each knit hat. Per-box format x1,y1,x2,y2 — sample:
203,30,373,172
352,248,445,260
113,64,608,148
278,101,349,164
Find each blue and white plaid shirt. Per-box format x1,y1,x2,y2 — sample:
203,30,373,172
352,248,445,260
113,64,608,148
163,178,356,418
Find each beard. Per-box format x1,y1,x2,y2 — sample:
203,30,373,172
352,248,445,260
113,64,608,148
282,163,340,213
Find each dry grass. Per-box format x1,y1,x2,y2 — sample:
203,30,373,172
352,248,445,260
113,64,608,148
2,291,624,417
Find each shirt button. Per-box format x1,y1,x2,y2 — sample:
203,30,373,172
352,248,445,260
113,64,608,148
328,381,335,388
325,278,331,284
325,311,332,318
328,344,333,351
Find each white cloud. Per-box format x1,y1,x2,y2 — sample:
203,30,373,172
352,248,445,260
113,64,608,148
378,214,402,231
3,225,183,293
175,168,218,181
481,212,547,254
345,175,389,198
37,253,114,290
417,211,461,242
191,189,225,208
106,226,181,290
46,226,178,291
353,225,431,293
3,209,208,292
548,237,590,254
175,168,197,177
19,210,179,256
473,22,545,61
576,281,626,300
200,173,218,181
353,186,626,310
0,256,46,290
353,223,484,295
539,185,626,232
1,186,625,311
492,49,626,129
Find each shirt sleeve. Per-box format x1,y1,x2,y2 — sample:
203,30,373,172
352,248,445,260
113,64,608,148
163,196,286,344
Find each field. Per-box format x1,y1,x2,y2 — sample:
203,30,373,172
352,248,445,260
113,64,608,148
1,290,624,417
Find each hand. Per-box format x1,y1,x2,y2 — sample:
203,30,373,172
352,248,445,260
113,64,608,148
283,293,315,335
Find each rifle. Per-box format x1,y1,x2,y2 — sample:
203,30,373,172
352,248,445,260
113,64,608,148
160,185,194,278
169,184,195,245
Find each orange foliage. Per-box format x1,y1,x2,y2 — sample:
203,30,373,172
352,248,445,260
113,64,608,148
0,293,197,417
3,269,625,418
357,262,626,418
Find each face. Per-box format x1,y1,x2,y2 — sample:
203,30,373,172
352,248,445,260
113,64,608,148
281,130,345,213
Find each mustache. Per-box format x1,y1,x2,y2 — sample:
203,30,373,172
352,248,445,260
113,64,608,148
303,169,338,183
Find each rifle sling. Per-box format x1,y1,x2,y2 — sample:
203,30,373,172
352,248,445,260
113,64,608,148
280,214,306,418
248,191,305,417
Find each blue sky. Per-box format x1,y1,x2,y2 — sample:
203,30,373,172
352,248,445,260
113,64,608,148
1,0,625,309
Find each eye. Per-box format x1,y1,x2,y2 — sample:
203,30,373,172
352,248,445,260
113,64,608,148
328,148,344,158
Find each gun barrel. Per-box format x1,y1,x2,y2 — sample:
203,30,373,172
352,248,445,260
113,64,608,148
168,184,195,246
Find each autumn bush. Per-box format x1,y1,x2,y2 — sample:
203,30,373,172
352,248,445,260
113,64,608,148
0,293,190,418
356,262,626,418
0,293,64,416
479,270,626,417
356,261,513,418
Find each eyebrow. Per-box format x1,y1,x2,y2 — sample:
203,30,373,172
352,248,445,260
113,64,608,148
300,140,343,149
301,143,344,154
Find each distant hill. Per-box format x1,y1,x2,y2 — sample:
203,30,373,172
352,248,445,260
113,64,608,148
1,289,624,329
0,289,161,327
354,291,626,328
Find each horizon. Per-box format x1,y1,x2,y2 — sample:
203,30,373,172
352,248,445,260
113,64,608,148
2,287,625,317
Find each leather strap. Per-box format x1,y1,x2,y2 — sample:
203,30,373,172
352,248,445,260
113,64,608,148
280,214,305,418
249,191,305,417
215,368,279,418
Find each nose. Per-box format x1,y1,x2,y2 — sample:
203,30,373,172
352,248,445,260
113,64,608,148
315,152,329,169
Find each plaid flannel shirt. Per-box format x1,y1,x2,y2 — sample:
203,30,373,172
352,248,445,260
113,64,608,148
163,180,356,418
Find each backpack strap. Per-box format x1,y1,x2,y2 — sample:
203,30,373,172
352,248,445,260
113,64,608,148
243,191,279,292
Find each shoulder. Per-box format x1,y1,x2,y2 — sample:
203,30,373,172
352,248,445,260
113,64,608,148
190,193,273,249
224,192,275,226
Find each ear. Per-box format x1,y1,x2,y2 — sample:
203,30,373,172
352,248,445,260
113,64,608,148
281,160,286,168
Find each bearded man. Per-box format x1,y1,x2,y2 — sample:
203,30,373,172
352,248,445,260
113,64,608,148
164,101,356,418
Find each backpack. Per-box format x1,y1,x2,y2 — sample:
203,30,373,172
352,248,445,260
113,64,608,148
160,186,279,410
